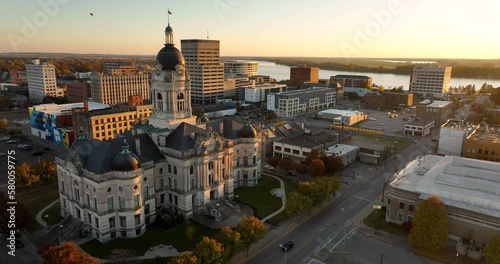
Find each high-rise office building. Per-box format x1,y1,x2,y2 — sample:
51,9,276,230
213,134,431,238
224,60,258,79
181,39,224,105
409,66,452,99
90,71,149,105
25,59,58,101
289,65,319,88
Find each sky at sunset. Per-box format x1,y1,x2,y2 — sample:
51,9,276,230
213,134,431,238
1,0,500,58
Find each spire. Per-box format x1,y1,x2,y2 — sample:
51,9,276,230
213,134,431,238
120,139,131,154
165,9,174,45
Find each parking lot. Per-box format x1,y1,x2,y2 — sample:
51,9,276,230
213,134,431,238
353,107,418,138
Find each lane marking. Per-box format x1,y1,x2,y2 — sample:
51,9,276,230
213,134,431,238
353,195,372,202
329,228,356,252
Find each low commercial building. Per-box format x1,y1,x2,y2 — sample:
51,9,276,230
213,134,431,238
267,87,340,118
462,125,500,162
29,101,110,147
325,144,360,167
485,109,500,125
385,155,500,260
273,130,340,162
438,119,478,156
416,100,453,125
347,140,389,165
317,109,367,126
404,119,435,137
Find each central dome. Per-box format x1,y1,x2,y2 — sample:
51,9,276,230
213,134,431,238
113,139,140,172
156,44,185,72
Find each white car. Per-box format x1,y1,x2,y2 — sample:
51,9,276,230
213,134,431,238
378,123,384,126
264,165,274,170
368,117,377,121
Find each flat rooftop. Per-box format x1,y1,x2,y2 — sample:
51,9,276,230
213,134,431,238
278,131,338,149
419,100,451,108
279,87,334,96
326,144,360,155
240,83,286,89
318,109,365,117
441,119,477,131
332,75,371,79
406,119,435,127
468,125,500,142
391,155,500,218
30,102,109,116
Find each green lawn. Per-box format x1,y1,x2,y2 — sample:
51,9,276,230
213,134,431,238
81,222,217,259
352,134,412,151
18,186,60,232
44,201,63,226
139,257,172,264
267,176,299,225
363,208,407,237
234,175,281,219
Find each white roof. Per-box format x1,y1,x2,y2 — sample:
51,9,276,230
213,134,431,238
319,109,364,117
420,100,451,108
391,155,500,218
326,144,360,155
30,102,109,116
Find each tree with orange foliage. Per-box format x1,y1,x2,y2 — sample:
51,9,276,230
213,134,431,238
39,241,100,264
170,251,199,264
193,237,225,264
409,195,448,250
236,215,267,256
309,159,325,178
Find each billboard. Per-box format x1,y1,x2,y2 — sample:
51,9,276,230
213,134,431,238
29,108,69,148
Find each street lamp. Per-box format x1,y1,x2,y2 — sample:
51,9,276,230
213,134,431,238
279,244,287,264
59,224,64,243
44,214,49,226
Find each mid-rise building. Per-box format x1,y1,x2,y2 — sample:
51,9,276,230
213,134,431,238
438,119,478,156
330,75,372,88
273,131,340,162
63,82,91,103
267,86,340,117
72,99,152,141
409,66,452,99
29,101,109,147
416,100,454,125
103,61,136,75
241,83,286,103
463,125,500,162
289,66,319,88
25,59,58,101
224,60,258,79
90,72,149,105
385,155,500,260
181,39,224,105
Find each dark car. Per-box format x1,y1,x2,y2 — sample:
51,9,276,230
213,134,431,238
32,150,44,156
21,145,33,151
280,241,294,252
287,171,297,176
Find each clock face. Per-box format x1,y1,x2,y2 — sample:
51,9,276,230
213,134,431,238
177,69,184,76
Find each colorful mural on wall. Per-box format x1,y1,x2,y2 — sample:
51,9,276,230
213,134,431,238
29,108,69,148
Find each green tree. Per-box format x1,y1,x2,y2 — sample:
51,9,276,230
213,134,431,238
314,177,340,201
193,237,224,264
170,251,199,264
16,162,40,192
484,236,500,264
216,226,244,261
309,159,325,178
409,195,448,250
285,191,313,219
185,225,196,241
236,215,267,256
35,159,57,184
297,182,325,207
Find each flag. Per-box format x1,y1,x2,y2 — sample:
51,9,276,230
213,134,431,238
168,10,172,15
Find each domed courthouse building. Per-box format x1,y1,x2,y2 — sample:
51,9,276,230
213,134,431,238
55,21,262,242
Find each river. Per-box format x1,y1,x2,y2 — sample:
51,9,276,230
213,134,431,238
252,60,500,89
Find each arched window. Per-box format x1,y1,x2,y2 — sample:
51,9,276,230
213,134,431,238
157,93,163,111
189,166,194,175
208,161,214,170
159,168,163,174
177,93,185,111
168,164,172,173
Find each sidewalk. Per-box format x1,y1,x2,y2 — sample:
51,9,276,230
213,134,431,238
231,191,342,264
261,174,286,222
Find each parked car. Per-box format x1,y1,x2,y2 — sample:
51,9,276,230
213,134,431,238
368,117,377,121
287,171,297,176
20,145,33,151
0,136,11,141
264,165,274,170
6,139,18,144
280,241,294,252
378,123,384,126
32,150,44,156
402,117,410,121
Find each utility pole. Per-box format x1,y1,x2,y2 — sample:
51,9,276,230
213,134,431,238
380,253,384,264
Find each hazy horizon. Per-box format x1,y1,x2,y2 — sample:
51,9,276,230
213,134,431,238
2,0,500,59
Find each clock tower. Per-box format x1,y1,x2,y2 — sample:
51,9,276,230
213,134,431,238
148,21,197,130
